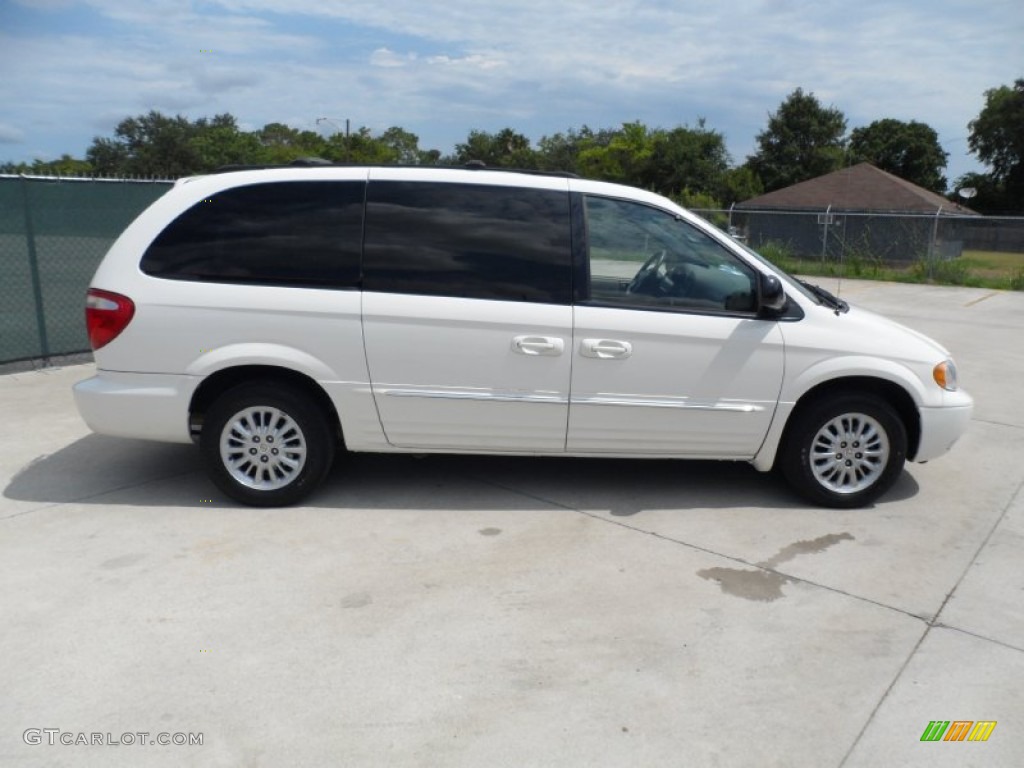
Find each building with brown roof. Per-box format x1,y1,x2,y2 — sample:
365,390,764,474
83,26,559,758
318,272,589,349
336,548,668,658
734,163,978,262
739,162,973,214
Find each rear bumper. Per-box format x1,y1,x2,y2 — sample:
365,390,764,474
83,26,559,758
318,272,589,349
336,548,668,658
73,370,198,444
914,392,973,462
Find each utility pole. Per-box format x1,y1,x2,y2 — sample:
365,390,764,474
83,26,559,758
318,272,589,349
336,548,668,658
316,117,350,161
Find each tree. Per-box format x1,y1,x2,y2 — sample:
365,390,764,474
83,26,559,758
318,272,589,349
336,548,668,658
0,154,93,176
86,111,278,176
322,126,388,164
378,126,436,165
449,128,538,168
536,127,597,174
721,166,763,205
966,78,1024,213
576,122,654,185
746,88,847,192
641,120,730,198
42,154,94,175
315,125,436,165
86,138,131,176
80,114,443,175
189,114,262,171
537,121,735,198
254,122,326,164
848,119,948,193
86,111,204,177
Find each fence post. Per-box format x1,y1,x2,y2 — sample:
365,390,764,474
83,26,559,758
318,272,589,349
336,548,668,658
821,204,831,264
927,207,941,279
19,176,51,360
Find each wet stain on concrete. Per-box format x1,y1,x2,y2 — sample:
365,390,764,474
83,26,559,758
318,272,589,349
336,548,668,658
339,592,373,609
479,527,502,536
100,553,145,569
696,567,791,602
759,532,854,569
698,532,854,602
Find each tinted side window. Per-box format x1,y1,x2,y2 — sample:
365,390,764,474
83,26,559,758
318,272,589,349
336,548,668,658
141,181,364,288
363,181,571,303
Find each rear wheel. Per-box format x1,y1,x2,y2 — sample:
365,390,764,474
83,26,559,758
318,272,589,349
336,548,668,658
780,393,907,508
200,383,334,507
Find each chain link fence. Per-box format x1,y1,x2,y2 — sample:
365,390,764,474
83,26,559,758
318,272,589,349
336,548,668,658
1,175,172,365
690,207,1024,262
691,207,1024,287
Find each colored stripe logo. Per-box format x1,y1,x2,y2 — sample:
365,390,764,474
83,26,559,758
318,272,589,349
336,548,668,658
921,721,996,742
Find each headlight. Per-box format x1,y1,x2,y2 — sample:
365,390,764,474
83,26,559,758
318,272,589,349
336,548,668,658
933,360,959,391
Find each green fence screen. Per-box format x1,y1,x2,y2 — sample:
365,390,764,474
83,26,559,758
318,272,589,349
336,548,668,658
0,175,172,363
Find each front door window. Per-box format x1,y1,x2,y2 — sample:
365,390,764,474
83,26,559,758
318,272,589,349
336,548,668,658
585,196,757,313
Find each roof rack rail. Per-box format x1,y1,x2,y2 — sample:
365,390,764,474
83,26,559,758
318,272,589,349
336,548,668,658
208,161,579,178
211,157,333,173
290,157,333,167
462,160,578,178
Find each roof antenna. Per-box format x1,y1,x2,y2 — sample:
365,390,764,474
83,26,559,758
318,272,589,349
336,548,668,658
835,224,842,311
821,202,842,308
834,163,855,305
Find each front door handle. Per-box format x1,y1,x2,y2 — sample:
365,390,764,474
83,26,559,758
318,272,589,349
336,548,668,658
512,336,565,356
581,338,632,359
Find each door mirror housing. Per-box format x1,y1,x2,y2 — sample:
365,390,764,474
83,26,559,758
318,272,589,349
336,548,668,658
758,273,787,316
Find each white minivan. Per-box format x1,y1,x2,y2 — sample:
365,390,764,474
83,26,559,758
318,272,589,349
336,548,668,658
73,164,972,508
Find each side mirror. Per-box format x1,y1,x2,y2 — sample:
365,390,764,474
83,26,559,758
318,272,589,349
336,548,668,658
758,273,787,315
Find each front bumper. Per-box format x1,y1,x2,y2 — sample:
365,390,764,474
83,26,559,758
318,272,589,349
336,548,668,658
914,390,973,462
73,370,198,444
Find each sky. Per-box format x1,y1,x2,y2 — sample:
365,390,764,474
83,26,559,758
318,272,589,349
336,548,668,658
1,0,1022,187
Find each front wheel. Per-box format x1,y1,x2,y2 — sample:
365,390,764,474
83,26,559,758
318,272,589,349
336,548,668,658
780,394,907,508
200,383,335,507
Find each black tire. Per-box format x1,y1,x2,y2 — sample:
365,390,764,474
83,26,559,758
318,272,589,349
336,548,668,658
200,382,335,507
780,393,907,508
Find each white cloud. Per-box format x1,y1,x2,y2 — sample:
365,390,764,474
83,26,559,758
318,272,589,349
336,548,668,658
370,48,416,68
202,0,1014,164
426,53,506,71
0,123,26,143
78,0,322,54
373,50,508,72
3,0,1021,181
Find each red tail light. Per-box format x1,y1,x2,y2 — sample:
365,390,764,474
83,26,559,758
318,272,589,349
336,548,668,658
85,289,135,350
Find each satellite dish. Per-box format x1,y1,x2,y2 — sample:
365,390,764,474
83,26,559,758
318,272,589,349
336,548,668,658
958,187,977,200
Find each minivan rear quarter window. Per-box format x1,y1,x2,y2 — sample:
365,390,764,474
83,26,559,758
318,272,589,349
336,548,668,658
362,181,571,304
141,181,364,288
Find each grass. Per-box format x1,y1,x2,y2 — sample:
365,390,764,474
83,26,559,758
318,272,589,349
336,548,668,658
759,242,1024,291
959,250,1024,290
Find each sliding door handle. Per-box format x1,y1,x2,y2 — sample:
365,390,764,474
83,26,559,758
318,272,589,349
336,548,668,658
512,336,564,356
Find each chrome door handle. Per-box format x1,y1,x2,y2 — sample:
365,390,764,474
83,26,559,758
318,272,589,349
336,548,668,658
512,336,564,356
581,339,632,359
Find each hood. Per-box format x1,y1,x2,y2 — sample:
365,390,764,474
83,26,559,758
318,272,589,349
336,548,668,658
787,299,952,368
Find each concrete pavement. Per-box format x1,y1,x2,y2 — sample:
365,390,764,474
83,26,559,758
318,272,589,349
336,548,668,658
1,279,1022,767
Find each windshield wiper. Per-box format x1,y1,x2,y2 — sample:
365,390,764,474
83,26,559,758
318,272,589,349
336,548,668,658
797,279,849,313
